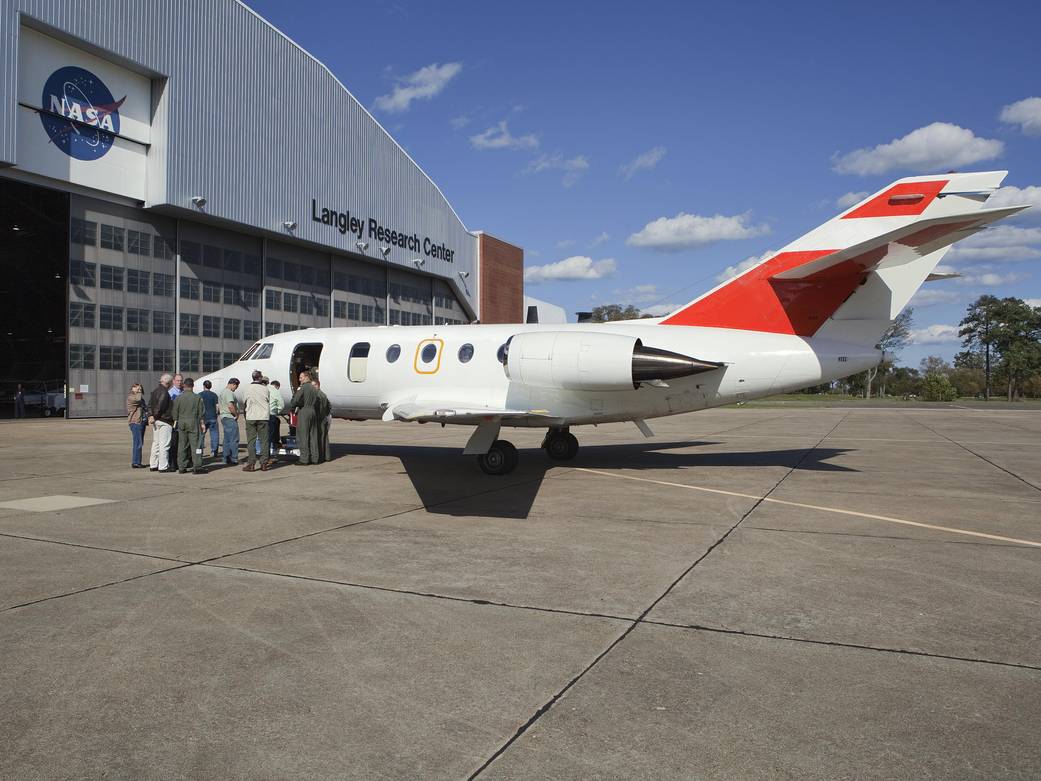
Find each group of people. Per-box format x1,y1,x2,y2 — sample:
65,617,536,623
126,369,332,473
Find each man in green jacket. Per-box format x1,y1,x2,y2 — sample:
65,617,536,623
171,377,207,474
289,370,321,465
313,378,332,463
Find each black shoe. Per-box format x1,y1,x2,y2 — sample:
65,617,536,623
178,469,188,474
149,467,158,472
192,468,207,475
157,468,176,473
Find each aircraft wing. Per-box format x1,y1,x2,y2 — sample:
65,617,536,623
382,399,555,424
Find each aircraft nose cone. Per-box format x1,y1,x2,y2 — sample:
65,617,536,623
631,345,722,382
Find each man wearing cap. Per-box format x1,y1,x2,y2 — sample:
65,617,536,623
218,378,241,466
171,377,207,474
242,370,270,472
289,369,320,465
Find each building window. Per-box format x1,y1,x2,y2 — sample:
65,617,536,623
362,305,375,323
153,272,175,297
100,224,124,251
127,230,151,256
152,348,173,372
203,245,222,269
180,313,199,336
179,350,200,374
100,265,124,290
223,318,241,340
202,315,221,338
299,265,315,286
267,257,283,279
347,302,360,321
315,297,329,318
154,236,176,260
202,351,222,373
71,218,97,245
69,302,96,328
223,249,242,273
180,241,201,265
180,277,200,300
283,292,298,313
70,260,96,287
242,287,260,308
300,296,314,316
243,254,261,276
224,285,242,306
316,269,330,288
70,344,95,369
126,269,150,294
203,281,221,303
99,305,123,330
283,261,299,283
334,300,346,320
152,311,175,334
389,309,400,325
265,289,281,310
399,311,411,326
99,345,124,370
223,352,238,367
375,305,384,323
127,347,149,371
243,320,260,341
126,308,150,332
265,321,283,336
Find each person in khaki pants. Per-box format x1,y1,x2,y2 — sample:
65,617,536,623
242,370,270,472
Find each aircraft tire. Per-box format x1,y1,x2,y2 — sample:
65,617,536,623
545,431,579,461
478,440,518,475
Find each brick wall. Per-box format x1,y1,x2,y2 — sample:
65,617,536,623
478,233,523,324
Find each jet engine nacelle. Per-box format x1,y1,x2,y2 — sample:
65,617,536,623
504,331,722,392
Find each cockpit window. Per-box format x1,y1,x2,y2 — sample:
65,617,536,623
238,343,260,361
253,343,274,360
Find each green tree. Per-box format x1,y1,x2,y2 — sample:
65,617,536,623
867,308,913,398
959,295,1000,400
921,373,958,402
988,298,1041,401
887,366,922,398
590,304,643,322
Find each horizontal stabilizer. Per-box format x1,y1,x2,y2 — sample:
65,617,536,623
926,272,961,281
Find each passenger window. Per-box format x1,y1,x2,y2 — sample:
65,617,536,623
421,343,437,363
253,343,274,360
386,344,401,363
238,343,260,361
458,343,474,363
349,342,370,382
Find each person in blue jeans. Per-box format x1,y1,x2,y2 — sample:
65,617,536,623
198,380,220,457
217,378,241,465
126,382,148,468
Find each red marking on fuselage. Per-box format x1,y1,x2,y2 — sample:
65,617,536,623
841,180,948,219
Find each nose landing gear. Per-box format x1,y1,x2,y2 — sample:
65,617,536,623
542,428,579,461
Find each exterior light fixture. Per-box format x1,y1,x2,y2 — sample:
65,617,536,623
458,270,469,280
380,246,391,258
411,258,425,267
191,196,207,208
282,220,297,230
355,241,368,251
53,272,62,280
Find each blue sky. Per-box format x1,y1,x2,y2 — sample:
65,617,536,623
246,0,1041,367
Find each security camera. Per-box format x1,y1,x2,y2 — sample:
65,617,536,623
356,241,368,251
458,270,469,279
411,258,425,267
380,246,391,258
282,221,297,231
191,196,207,208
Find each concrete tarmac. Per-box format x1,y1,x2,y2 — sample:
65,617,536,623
1,407,1039,779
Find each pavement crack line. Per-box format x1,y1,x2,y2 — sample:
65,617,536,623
641,619,1041,672
903,412,1041,493
0,531,187,563
467,413,850,779
2,563,194,614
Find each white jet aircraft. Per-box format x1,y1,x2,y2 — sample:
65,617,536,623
199,171,1027,474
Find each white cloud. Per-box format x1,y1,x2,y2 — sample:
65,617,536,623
945,224,1041,263
715,250,775,283
954,268,1026,286
910,288,961,307
618,283,659,304
470,121,539,151
832,122,1003,175
1025,298,1041,307
620,146,666,179
449,115,470,130
641,303,682,317
836,191,869,209
554,239,576,250
524,256,617,284
947,246,1041,262
374,62,462,113
589,232,610,247
627,213,770,253
988,185,1041,218
910,324,960,345
1000,97,1041,135
525,153,590,187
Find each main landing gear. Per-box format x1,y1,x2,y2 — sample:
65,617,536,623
477,440,518,475
542,427,579,461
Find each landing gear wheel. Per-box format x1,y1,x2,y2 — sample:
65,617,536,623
477,439,519,475
544,431,579,461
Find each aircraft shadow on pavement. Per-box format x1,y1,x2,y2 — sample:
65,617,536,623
330,441,856,520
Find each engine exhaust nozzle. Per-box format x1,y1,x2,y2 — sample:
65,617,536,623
631,344,723,383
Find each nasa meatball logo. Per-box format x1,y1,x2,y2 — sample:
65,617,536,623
39,66,126,161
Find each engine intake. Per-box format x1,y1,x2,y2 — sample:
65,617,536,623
504,331,721,391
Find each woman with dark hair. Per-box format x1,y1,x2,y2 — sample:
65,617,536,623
126,382,148,469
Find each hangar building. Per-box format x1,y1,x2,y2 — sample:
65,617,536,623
0,0,524,417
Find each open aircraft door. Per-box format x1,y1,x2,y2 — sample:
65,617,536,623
290,342,324,390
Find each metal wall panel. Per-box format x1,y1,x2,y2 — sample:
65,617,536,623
0,0,479,313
